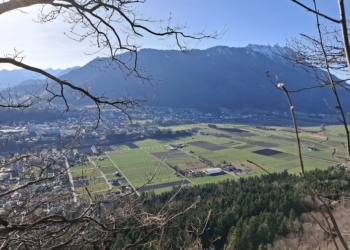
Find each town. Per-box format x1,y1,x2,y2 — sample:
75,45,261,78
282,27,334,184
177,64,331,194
0,104,339,216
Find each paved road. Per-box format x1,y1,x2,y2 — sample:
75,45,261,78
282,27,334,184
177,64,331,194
64,157,77,202
106,153,140,196
89,157,112,191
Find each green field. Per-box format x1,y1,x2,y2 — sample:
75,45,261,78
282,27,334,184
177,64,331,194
71,168,101,178
100,166,118,175
191,174,237,185
81,123,348,195
70,164,94,171
75,183,109,195
95,158,113,167
107,149,184,188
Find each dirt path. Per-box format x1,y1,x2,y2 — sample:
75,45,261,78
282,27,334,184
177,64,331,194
64,157,77,202
140,148,194,185
89,157,112,191
106,153,140,196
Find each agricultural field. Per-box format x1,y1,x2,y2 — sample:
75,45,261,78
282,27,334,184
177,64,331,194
70,159,117,195
75,123,348,195
70,163,94,172
107,149,185,190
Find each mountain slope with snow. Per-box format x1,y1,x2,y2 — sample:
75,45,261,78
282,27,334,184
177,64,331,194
4,45,346,114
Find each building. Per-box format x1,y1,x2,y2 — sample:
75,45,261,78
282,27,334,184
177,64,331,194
204,168,223,175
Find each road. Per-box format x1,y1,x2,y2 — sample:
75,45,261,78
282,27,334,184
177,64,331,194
106,153,140,196
64,157,77,202
89,157,112,191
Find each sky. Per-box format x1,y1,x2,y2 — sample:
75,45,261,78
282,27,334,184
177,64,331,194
0,0,345,70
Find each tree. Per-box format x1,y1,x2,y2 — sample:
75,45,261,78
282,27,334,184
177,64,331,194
265,1,350,249
0,1,220,248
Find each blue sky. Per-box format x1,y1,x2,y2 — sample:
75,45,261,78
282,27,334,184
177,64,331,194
0,0,344,70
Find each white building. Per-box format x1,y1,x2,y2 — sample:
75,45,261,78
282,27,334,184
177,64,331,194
205,168,223,175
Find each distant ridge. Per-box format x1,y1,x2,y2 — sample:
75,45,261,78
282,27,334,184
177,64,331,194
3,45,348,114
0,66,80,89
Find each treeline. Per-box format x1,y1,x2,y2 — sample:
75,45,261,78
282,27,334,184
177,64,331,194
108,167,350,250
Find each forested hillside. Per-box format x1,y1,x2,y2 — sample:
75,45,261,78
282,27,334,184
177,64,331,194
6,46,350,114
108,167,350,250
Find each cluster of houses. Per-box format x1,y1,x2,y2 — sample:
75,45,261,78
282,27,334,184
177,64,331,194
0,153,74,214
185,162,246,179
186,168,224,178
220,163,244,174
167,144,184,150
302,146,320,152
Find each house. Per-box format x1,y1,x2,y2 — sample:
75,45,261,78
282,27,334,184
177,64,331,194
111,179,119,186
91,146,98,155
305,147,320,151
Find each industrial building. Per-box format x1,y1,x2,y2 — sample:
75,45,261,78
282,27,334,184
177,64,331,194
204,168,223,175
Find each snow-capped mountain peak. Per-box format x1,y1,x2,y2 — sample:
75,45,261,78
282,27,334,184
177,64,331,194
246,44,290,60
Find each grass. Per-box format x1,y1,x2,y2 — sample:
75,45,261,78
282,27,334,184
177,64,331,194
302,148,336,161
70,164,94,171
134,139,166,148
75,183,109,194
105,174,118,180
325,125,350,137
191,174,236,185
108,149,159,167
99,166,118,175
143,146,169,153
71,168,101,179
276,162,299,171
76,123,348,193
118,164,183,188
175,162,208,170
152,186,180,195
158,124,204,131
88,177,106,185
94,159,113,167
165,157,200,165
107,150,184,188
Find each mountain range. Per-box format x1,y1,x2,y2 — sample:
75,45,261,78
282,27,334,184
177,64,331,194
0,66,80,89
1,45,348,114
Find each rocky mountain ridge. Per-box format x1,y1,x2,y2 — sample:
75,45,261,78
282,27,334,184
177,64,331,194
1,45,347,114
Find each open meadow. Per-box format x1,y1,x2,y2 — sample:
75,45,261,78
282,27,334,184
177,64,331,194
73,123,348,195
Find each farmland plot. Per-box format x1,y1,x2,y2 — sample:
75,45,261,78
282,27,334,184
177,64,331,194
108,149,184,189
79,124,349,194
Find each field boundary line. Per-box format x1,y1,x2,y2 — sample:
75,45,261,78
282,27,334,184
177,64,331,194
106,153,140,196
274,148,338,164
89,157,112,191
141,148,194,185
